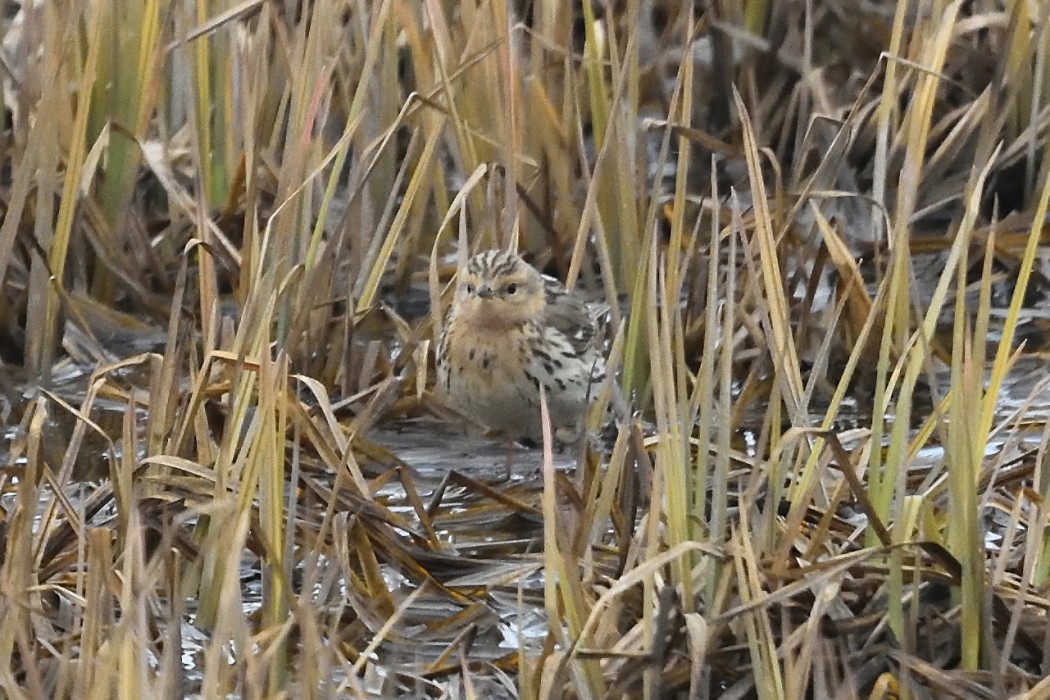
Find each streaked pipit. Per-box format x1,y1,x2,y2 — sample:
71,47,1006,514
436,249,607,442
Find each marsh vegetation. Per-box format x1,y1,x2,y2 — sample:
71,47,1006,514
0,0,1049,697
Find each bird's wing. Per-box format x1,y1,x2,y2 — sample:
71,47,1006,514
541,277,602,358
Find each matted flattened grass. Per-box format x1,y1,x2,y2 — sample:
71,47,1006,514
1,0,1050,697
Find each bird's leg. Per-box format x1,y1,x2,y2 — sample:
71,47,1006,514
502,438,515,481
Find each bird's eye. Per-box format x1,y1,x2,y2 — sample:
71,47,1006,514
466,284,475,294
506,283,518,295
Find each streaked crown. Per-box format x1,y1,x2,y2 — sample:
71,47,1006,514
454,250,546,328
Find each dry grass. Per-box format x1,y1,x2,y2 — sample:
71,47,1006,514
1,0,1050,697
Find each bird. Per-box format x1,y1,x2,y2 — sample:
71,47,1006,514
435,249,607,443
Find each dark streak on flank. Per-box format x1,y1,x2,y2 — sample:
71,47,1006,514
523,370,540,389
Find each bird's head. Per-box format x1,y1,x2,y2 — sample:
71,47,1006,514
455,250,545,329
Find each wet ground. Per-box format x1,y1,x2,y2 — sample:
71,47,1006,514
1,350,1049,697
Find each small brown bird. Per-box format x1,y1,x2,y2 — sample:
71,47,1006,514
436,249,607,442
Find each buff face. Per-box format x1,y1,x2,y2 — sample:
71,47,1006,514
454,251,545,330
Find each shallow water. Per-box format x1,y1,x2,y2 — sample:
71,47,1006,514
1,349,1049,697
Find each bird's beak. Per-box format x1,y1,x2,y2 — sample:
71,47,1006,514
476,284,493,299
